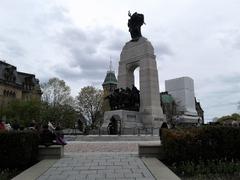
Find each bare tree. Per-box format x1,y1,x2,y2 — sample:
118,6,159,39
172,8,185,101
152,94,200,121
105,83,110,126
41,77,73,106
76,86,103,127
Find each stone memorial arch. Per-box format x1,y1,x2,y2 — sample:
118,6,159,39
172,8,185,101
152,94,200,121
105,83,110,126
103,12,165,131
117,37,164,127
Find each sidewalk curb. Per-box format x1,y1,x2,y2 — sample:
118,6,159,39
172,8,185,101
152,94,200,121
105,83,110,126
142,157,181,180
12,159,57,180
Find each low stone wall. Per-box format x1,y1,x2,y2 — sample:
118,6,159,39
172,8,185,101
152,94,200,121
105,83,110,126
38,145,64,160
138,144,164,159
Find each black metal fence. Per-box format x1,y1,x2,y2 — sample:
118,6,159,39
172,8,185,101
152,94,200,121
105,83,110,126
63,127,160,136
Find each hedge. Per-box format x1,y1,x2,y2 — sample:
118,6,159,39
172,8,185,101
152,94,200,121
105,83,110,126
0,131,40,168
161,126,240,163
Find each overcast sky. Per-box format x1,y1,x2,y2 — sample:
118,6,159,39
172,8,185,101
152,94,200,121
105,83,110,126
0,0,240,122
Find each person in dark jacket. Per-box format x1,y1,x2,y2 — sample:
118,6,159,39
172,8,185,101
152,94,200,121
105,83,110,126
39,124,56,147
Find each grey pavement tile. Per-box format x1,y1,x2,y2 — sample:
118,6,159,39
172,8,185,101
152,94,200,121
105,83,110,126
89,165,106,170
37,175,49,180
124,172,145,178
106,173,125,178
46,175,69,180
97,169,114,174
56,166,73,171
98,162,114,166
73,166,90,170
105,165,122,170
66,175,86,180
84,163,98,166
113,161,129,166
63,170,80,175
114,168,132,174
37,153,157,180
79,170,97,174
87,173,106,179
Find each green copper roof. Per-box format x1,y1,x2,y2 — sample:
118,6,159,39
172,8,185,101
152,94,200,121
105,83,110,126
102,71,118,86
161,94,174,104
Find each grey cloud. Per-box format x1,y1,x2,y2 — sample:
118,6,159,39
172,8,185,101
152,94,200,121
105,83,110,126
154,42,173,58
201,74,240,98
54,26,124,82
217,29,240,50
54,64,106,82
54,66,81,80
107,39,125,51
105,29,128,51
0,36,25,58
218,74,240,84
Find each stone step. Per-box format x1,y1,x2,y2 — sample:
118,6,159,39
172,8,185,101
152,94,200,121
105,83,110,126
66,135,160,142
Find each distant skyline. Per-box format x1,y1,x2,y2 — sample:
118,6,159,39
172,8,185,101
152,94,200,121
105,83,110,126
0,0,240,122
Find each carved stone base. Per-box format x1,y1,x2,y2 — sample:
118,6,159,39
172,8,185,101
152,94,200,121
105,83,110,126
102,110,143,129
102,110,166,135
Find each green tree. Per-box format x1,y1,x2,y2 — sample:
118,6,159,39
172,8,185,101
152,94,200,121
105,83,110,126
40,102,76,128
217,113,240,124
76,86,103,128
2,100,41,126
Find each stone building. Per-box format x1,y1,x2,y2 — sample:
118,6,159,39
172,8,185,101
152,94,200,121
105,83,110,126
0,60,42,106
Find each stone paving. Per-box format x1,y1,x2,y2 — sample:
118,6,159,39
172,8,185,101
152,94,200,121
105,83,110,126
37,139,160,180
37,154,155,180
65,142,138,153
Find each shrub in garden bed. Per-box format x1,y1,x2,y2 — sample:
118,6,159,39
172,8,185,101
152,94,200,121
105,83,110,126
169,159,240,178
0,131,40,168
161,126,240,163
0,168,21,180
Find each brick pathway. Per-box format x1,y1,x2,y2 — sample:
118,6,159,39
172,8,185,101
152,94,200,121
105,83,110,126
37,140,160,180
37,154,155,180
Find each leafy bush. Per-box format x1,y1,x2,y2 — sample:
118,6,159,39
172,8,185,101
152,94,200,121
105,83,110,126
170,159,240,177
0,169,20,180
0,131,40,168
161,126,240,163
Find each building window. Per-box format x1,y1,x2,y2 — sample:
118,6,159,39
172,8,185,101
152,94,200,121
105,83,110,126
3,90,16,97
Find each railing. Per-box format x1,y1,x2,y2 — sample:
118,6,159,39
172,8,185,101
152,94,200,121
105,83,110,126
63,127,160,136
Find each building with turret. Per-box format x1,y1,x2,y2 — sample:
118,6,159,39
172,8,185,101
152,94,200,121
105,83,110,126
102,62,118,112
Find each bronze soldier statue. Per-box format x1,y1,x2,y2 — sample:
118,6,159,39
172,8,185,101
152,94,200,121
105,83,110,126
128,11,145,41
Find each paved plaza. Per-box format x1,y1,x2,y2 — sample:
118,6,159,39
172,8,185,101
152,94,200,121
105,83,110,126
35,140,160,180
13,138,181,180
37,153,155,180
